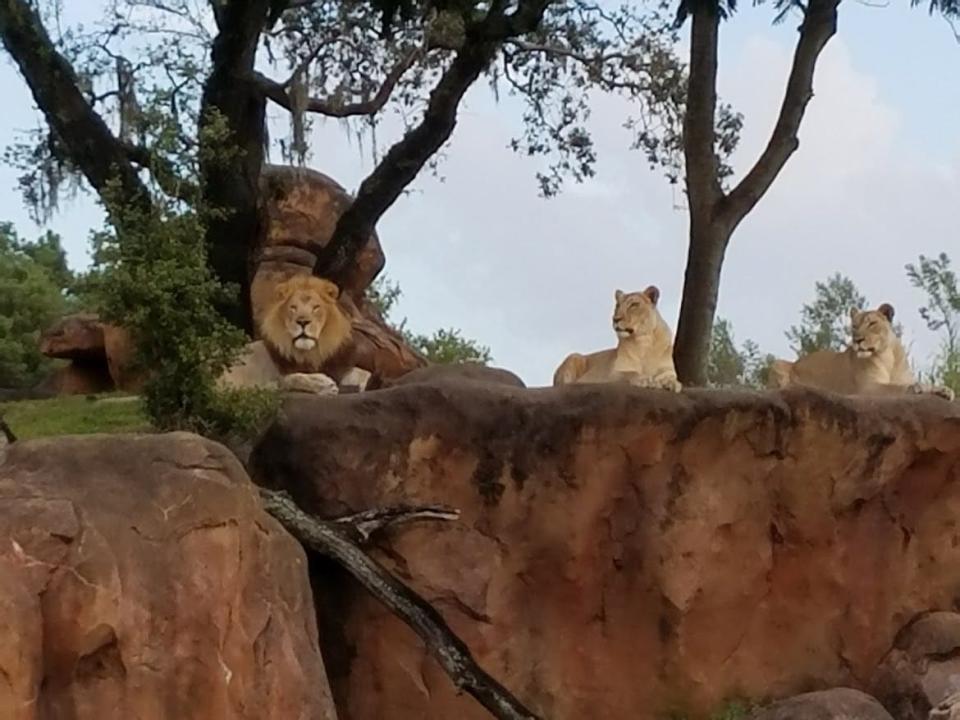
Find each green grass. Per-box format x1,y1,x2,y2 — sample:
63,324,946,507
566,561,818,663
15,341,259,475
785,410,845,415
1,393,152,440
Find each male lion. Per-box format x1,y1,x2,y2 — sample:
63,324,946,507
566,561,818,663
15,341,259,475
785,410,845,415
553,286,682,392
768,303,954,400
221,274,358,391
258,274,354,374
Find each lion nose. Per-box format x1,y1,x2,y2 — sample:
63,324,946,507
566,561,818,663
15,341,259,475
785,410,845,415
297,319,309,330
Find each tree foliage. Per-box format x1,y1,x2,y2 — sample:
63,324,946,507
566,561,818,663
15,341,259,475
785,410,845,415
907,252,960,394
0,224,72,388
785,273,866,355
706,317,772,388
368,275,492,364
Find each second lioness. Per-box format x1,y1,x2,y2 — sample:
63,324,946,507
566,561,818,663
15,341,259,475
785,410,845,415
553,286,681,391
768,303,954,400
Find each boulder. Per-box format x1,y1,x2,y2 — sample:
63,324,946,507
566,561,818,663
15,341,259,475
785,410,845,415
38,313,104,360
249,383,960,720
219,340,283,390
280,372,339,395
753,688,894,720
0,433,336,720
873,612,960,719
384,362,526,388
41,362,114,396
258,165,384,298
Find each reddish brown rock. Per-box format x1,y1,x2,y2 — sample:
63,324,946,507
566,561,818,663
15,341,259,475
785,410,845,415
0,433,337,720
259,165,384,298
39,313,105,360
384,362,525,388
41,362,114,396
102,323,144,392
250,384,960,720
753,688,893,719
872,612,960,719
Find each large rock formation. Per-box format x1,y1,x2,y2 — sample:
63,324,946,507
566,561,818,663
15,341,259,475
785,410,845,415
250,383,960,720
37,314,141,394
253,166,425,383
0,433,336,720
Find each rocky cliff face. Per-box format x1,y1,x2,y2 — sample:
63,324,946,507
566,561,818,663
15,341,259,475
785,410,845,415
0,433,336,720
250,383,960,720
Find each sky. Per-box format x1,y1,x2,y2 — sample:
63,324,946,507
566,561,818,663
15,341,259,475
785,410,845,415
0,2,957,386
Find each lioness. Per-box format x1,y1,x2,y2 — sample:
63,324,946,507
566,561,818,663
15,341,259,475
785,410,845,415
553,286,681,391
768,303,954,400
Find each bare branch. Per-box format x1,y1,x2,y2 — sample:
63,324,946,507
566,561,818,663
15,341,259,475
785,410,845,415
0,415,16,445
254,46,423,118
719,0,840,228
335,503,460,542
259,488,542,720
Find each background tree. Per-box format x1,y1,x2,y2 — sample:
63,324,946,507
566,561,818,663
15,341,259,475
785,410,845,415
368,276,492,364
907,252,960,394
0,223,71,388
667,0,959,385
707,316,772,388
785,273,866,355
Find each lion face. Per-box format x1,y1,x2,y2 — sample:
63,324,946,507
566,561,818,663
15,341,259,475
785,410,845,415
849,303,896,358
613,286,661,340
258,275,352,368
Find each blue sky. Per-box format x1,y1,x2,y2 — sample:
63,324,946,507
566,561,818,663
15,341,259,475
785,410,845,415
0,1,957,385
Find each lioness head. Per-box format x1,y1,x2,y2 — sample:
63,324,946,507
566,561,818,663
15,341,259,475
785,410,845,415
259,275,352,367
613,286,661,339
849,303,896,358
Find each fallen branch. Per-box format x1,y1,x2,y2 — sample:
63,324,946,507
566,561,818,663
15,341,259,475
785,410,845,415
334,503,460,543
0,415,16,444
259,488,542,720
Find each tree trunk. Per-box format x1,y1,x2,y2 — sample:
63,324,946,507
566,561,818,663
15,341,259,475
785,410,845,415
674,216,731,386
199,1,272,335
674,2,723,386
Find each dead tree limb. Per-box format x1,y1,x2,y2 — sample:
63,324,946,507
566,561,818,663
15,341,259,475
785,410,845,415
334,503,460,543
0,415,17,444
259,487,542,720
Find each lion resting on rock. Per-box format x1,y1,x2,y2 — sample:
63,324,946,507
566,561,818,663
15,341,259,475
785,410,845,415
220,275,369,392
553,286,681,392
768,303,954,400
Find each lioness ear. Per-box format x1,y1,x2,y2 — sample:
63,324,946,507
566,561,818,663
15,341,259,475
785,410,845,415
643,285,660,305
615,289,624,303
878,303,895,322
849,307,862,322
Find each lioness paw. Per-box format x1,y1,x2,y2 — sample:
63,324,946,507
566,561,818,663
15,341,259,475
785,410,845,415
909,383,956,401
657,376,683,393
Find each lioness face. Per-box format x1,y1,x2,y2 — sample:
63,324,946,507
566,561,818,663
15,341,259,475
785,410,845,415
275,278,340,352
613,286,661,340
850,303,896,358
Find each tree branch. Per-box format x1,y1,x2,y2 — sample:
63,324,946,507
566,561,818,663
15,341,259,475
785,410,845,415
0,0,151,213
315,0,552,284
334,503,460,543
0,415,16,445
718,0,840,227
259,488,542,720
122,142,199,204
254,46,423,118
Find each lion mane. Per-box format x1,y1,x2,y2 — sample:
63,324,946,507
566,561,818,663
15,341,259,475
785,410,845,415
258,275,353,372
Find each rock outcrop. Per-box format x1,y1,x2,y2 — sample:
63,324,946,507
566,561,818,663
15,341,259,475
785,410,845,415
0,433,336,720
250,383,960,720
873,612,960,719
37,314,141,394
753,688,894,720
